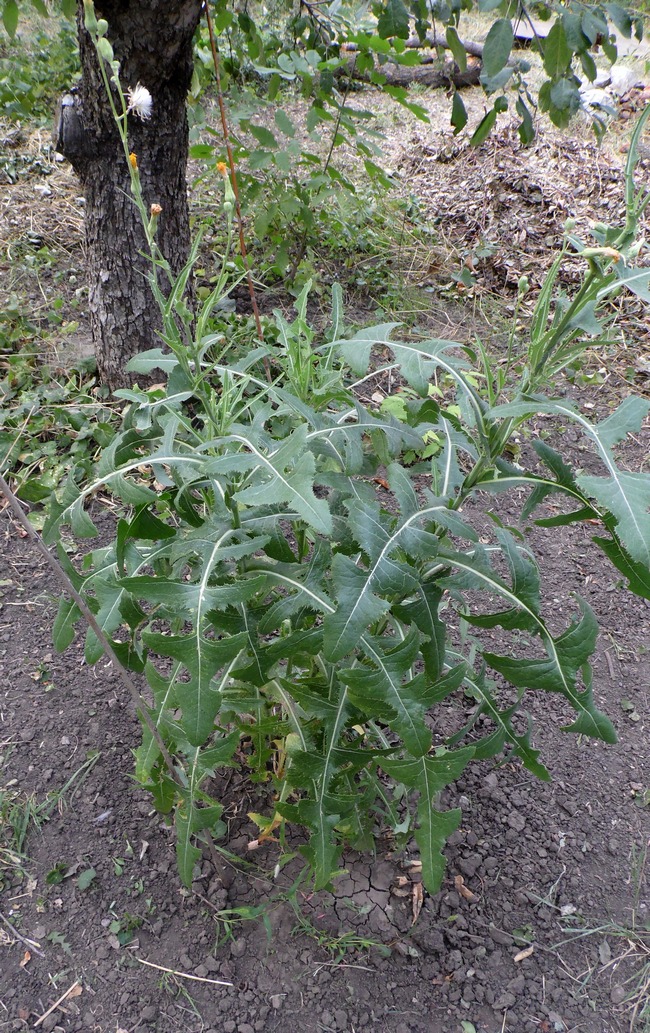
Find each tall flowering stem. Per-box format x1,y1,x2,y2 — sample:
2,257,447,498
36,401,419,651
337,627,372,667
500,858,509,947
82,2,161,268
82,0,238,427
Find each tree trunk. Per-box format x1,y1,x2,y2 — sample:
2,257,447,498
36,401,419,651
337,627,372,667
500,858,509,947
404,32,485,58
339,52,482,89
57,0,203,389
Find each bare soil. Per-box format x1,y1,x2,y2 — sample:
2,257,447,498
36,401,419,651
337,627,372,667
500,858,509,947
1,75,649,1033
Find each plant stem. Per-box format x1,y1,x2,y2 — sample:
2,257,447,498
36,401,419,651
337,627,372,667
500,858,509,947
288,75,354,282
204,2,265,349
0,474,181,788
527,269,605,383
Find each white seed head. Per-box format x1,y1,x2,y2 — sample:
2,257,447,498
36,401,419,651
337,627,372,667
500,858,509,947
126,83,153,121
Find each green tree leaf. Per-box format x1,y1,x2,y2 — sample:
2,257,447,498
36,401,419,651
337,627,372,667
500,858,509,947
516,97,534,145
549,77,581,121
274,109,296,136
470,107,498,147
481,19,513,78
543,21,573,78
377,0,410,40
605,3,631,35
582,8,608,44
451,91,468,134
249,124,278,148
446,26,467,72
3,0,18,36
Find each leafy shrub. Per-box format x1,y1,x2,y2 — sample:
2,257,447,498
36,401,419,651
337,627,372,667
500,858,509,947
44,94,650,890
1,5,638,895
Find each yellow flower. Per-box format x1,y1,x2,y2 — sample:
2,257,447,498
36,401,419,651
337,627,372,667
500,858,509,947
129,152,138,170
216,161,228,176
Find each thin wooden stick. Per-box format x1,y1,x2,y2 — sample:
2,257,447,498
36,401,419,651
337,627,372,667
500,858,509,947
136,956,233,986
0,910,45,957
33,980,81,1028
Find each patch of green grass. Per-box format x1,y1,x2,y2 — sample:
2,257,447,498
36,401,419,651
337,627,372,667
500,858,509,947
0,746,54,889
296,188,440,320
0,751,100,889
192,158,439,322
288,900,393,964
553,840,650,1031
0,787,42,887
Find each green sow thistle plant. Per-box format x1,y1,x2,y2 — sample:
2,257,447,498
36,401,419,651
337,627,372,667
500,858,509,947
45,10,650,893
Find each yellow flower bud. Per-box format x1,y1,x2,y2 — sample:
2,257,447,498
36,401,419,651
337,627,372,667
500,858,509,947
581,246,622,264
148,203,162,238
129,152,138,170
601,247,622,263
222,172,235,208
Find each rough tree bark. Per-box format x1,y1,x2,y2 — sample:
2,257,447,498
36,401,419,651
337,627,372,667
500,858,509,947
56,0,203,389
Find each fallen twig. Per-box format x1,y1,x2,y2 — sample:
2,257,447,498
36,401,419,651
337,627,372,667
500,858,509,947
135,956,233,986
0,910,45,957
33,980,82,1028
